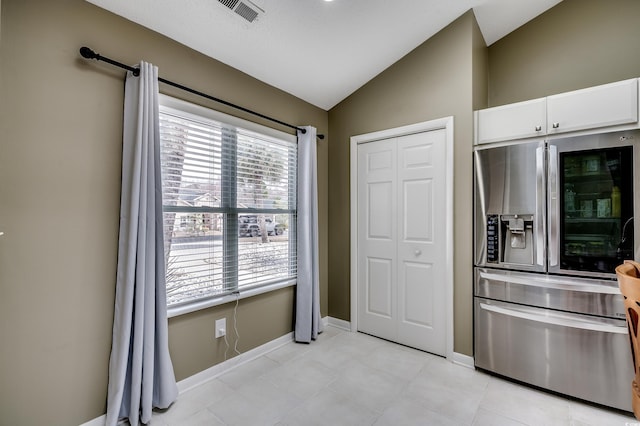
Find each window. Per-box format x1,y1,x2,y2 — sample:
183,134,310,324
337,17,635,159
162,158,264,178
159,95,297,315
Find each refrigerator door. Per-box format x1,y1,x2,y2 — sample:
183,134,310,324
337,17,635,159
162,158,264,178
474,267,625,319
474,297,632,412
474,140,546,272
548,130,640,278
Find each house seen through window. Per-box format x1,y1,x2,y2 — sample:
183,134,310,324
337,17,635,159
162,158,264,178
159,95,297,313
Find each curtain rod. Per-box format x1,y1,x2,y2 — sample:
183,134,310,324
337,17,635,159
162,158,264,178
79,47,325,140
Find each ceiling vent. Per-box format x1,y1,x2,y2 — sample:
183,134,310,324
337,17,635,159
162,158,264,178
217,0,264,23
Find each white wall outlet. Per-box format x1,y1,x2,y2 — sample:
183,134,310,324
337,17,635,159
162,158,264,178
215,318,226,338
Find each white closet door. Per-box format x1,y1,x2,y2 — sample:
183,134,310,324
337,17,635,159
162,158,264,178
357,129,447,355
357,141,397,342
396,130,446,353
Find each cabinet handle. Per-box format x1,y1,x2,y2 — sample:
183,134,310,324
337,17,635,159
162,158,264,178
414,249,422,256
535,126,542,132
552,122,560,129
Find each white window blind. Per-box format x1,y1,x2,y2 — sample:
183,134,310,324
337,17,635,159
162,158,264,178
159,97,297,312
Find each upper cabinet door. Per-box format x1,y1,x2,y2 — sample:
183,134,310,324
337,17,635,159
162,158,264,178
476,98,547,144
547,78,638,135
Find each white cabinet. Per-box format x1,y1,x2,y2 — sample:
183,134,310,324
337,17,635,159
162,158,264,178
547,78,638,135
475,78,639,145
476,98,546,144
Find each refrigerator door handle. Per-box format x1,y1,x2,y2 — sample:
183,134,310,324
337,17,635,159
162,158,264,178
536,144,546,267
477,269,621,294
479,302,627,334
548,144,559,267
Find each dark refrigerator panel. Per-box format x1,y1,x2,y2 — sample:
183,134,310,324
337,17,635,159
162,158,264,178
561,147,633,273
549,130,640,277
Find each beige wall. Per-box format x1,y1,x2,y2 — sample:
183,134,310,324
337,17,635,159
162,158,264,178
488,0,640,107
0,1,327,425
327,11,481,356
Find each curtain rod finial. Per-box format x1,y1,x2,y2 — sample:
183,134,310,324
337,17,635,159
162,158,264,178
80,46,98,59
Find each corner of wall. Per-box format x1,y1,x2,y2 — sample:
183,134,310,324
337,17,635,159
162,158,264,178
471,10,489,111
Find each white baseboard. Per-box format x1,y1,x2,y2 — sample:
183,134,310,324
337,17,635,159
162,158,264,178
80,331,295,426
451,351,475,369
79,415,107,426
180,320,356,393
324,316,351,331
80,415,128,426
178,331,294,393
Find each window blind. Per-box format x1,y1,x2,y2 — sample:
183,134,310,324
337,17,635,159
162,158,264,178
159,102,297,310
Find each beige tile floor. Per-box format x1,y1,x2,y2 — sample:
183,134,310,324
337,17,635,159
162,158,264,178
151,326,637,425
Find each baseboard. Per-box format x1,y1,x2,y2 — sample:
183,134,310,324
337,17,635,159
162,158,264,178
324,316,351,331
79,415,106,426
451,351,475,369
80,415,128,426
80,331,295,426
177,331,294,393
179,320,361,393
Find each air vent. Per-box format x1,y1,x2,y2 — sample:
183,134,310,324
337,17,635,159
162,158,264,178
218,0,239,9
216,0,263,23
235,2,259,22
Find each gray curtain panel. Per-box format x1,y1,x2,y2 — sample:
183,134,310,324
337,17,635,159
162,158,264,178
295,126,323,342
105,61,178,426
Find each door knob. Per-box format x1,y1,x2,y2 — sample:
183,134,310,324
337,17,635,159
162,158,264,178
414,249,422,256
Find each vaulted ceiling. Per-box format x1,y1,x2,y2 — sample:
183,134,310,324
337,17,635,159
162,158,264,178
86,0,562,110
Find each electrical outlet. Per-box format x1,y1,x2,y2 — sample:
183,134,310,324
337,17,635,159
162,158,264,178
215,318,226,338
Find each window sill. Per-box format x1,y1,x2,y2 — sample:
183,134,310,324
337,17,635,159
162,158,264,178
167,279,296,318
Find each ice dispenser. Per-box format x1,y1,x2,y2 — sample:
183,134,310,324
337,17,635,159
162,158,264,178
486,214,535,266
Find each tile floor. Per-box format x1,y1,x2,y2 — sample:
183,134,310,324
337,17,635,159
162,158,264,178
151,326,637,425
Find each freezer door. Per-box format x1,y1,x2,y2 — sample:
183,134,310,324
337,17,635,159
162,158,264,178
474,267,625,319
474,297,632,412
474,140,546,272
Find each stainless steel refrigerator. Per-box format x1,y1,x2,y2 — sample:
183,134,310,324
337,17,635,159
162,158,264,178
473,129,640,412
